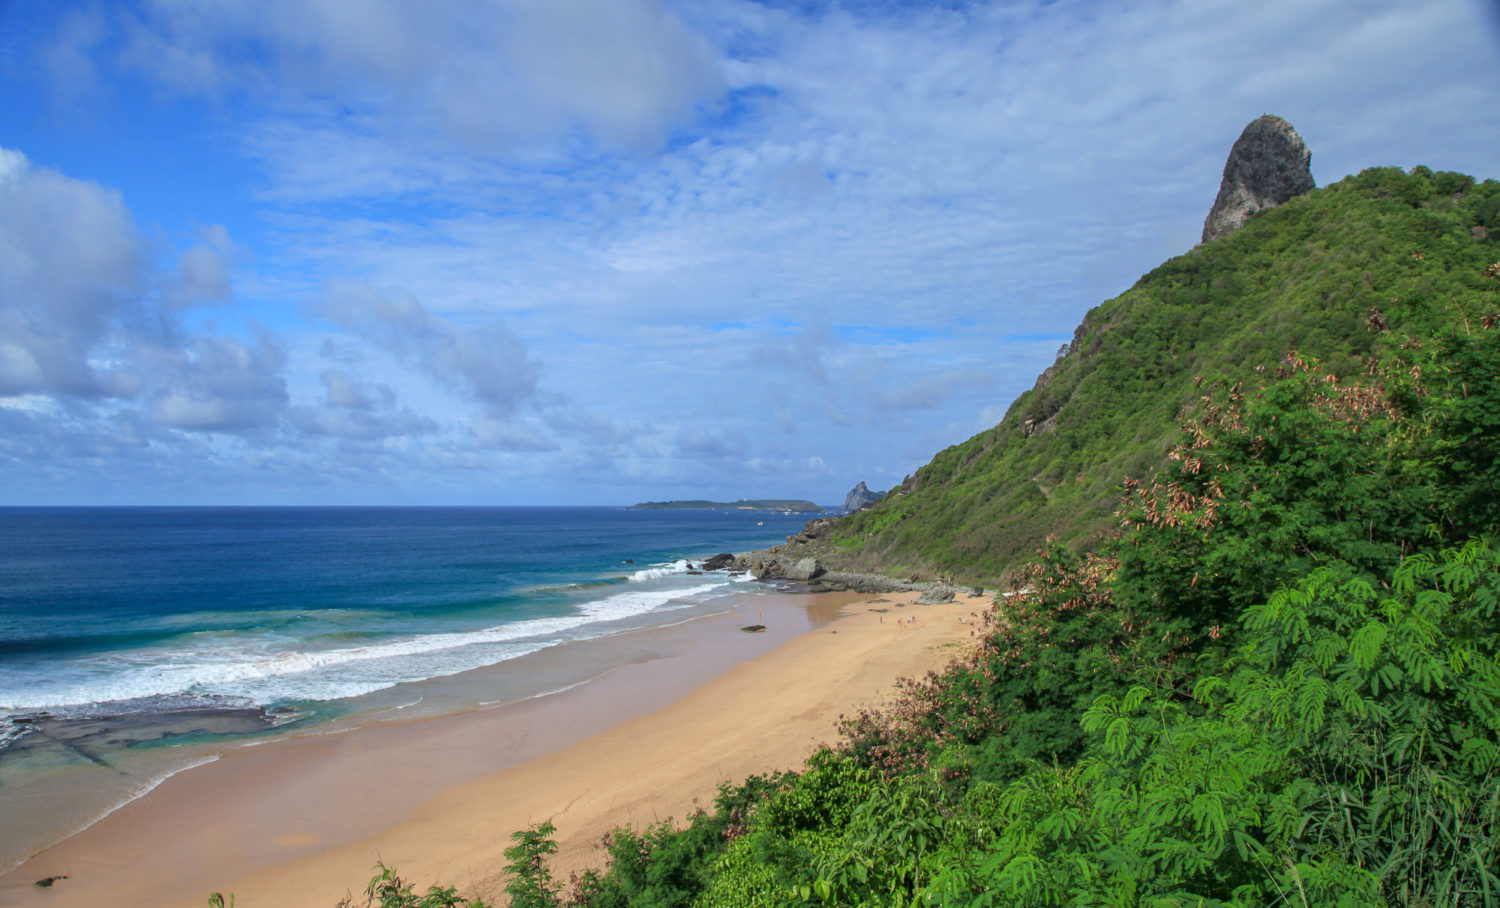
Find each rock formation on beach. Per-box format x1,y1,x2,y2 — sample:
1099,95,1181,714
842,481,884,513
1201,114,1315,243
700,553,736,571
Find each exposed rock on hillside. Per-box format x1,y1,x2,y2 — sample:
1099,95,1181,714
1201,115,1315,243
787,516,838,545
731,549,965,596
843,481,884,512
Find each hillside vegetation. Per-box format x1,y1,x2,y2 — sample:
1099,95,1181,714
488,234,1500,906
223,166,1500,908
818,166,1500,584
476,166,1497,907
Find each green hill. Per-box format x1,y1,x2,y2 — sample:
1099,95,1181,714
817,166,1500,583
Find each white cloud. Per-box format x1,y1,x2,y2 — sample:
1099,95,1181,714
0,148,145,397
321,370,389,411
463,418,560,453
145,332,288,433
872,367,995,412
286,372,436,442
5,0,1499,503
163,224,246,309
112,0,724,154
318,279,540,418
676,425,749,460
0,146,291,442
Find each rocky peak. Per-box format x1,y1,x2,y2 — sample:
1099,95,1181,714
843,481,884,513
1201,115,1315,243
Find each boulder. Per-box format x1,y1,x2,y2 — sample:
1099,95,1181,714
1201,115,1315,243
784,557,826,582
745,557,784,580
916,587,956,604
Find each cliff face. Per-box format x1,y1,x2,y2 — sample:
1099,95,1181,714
842,481,883,512
1201,115,1315,243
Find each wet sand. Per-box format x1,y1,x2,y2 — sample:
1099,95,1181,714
0,589,986,907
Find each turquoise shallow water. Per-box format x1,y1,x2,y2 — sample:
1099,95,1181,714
0,506,815,729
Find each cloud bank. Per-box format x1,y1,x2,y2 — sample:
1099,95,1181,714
1,0,1497,504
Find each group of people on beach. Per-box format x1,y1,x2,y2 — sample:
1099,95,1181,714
878,612,968,626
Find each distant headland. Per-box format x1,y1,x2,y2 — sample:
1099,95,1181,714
628,499,823,512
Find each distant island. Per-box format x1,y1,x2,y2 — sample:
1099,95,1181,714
629,499,822,512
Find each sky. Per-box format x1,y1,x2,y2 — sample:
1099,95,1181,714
1,0,1498,506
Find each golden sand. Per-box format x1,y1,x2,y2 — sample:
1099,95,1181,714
1,590,984,907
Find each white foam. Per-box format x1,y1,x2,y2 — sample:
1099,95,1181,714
628,559,692,581
0,581,733,711
0,721,33,752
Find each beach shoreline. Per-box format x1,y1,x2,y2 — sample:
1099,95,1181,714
0,569,795,878
1,587,987,907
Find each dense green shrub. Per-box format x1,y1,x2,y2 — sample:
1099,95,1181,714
523,291,1500,906
505,822,561,908
565,774,791,908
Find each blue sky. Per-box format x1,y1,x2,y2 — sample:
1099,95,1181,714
2,0,1498,506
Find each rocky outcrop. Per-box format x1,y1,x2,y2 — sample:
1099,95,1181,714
730,550,977,598
1201,115,1315,244
843,481,884,513
787,516,838,545
784,557,826,582
1020,408,1061,438
812,571,915,594
700,553,736,571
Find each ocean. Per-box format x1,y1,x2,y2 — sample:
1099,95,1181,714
0,505,818,871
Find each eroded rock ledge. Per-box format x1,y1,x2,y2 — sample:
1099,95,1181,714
725,551,977,600
692,516,988,599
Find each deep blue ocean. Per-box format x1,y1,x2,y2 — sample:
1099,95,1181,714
0,506,815,726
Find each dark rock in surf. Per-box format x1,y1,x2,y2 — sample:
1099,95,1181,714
701,553,735,571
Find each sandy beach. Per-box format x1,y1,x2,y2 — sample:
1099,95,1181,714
1,588,986,907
